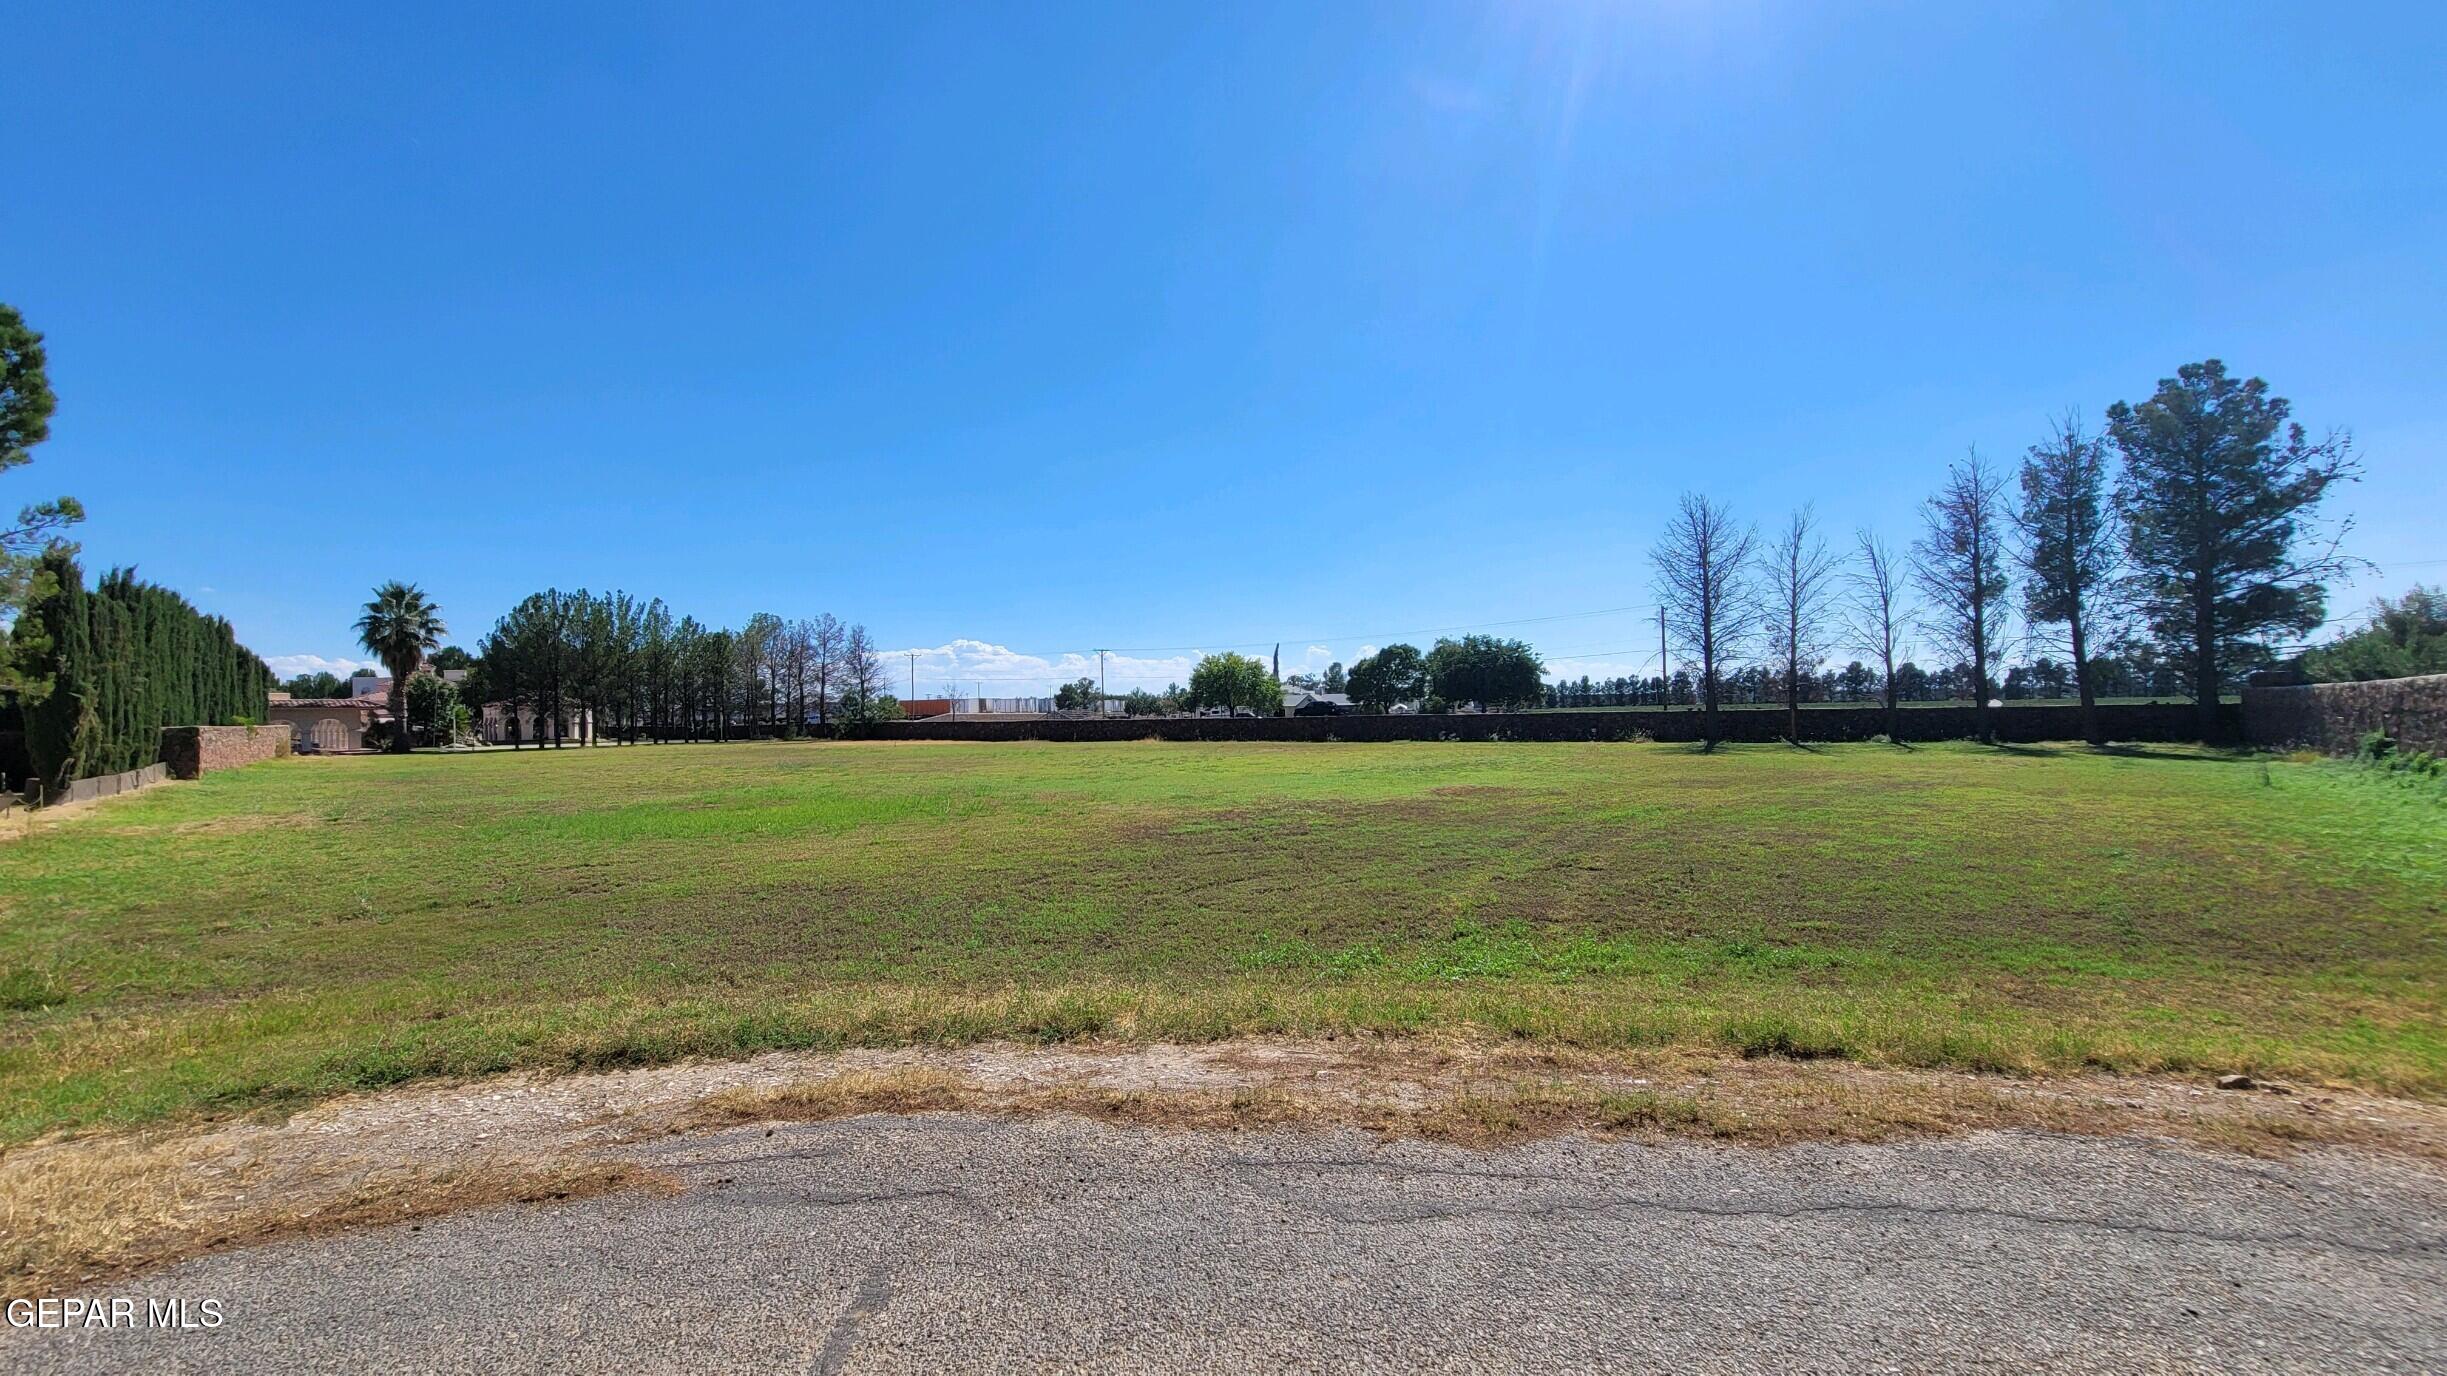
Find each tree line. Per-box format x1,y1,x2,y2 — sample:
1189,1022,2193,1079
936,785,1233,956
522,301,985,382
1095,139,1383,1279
458,590,896,747
4,550,274,791
1542,651,2187,713
1648,359,2359,744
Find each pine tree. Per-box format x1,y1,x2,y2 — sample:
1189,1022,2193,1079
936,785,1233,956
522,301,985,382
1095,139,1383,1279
2108,361,2358,737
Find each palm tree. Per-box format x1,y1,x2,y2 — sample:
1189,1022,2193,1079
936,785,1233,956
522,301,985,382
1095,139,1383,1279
356,582,445,753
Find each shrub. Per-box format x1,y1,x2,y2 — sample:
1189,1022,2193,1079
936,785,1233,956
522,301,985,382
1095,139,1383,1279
2349,730,2446,796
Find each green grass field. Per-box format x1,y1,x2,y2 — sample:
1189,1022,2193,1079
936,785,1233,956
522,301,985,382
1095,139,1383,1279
3,740,2441,1142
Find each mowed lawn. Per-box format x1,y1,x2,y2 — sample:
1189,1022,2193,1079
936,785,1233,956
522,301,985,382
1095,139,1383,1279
3,740,2442,1141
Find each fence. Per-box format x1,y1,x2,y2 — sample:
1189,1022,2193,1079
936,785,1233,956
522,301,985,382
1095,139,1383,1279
22,761,173,809
948,697,1058,715
863,700,2230,745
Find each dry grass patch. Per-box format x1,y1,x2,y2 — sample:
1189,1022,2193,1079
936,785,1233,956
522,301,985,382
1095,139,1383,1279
655,1042,2447,1162
0,1132,675,1297
680,1067,976,1129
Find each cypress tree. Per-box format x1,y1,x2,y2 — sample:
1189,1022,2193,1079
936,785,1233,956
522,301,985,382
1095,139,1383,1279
12,553,272,791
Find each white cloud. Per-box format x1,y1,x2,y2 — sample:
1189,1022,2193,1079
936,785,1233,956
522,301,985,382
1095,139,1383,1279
880,639,1203,698
266,653,375,680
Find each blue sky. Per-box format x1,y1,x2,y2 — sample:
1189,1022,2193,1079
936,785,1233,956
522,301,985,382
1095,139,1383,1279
8,2,2442,693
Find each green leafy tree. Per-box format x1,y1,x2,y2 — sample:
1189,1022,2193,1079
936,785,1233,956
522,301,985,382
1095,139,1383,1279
1054,676,1100,710
2300,586,2447,682
2108,360,2359,737
1,304,83,620
355,582,446,753
1425,635,1545,710
1346,643,1425,711
1188,652,1282,715
401,670,462,746
281,670,349,699
1322,661,1347,693
429,645,475,671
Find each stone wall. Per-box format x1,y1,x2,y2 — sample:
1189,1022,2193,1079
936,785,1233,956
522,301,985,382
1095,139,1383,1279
864,701,2228,746
2242,673,2447,756
159,723,293,780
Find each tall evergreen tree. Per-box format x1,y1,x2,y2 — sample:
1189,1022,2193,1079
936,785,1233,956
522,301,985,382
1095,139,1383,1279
2107,360,2359,738
13,551,271,791
1,303,84,621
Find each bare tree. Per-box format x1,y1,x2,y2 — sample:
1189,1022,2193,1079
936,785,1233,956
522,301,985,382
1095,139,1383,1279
1847,529,1909,740
1651,493,1760,746
732,612,783,737
780,619,814,735
840,623,887,721
1762,506,1842,745
1912,449,2012,742
806,612,845,730
2016,412,2119,744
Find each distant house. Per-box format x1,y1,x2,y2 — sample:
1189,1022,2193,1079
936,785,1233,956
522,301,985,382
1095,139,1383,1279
268,666,478,752
268,692,389,752
478,700,595,746
1280,689,1356,717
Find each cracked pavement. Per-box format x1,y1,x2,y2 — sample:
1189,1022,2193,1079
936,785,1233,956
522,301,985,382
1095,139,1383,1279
12,1114,2447,1374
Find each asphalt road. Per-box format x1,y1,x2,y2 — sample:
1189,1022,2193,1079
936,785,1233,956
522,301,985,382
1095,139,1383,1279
12,1115,2447,1374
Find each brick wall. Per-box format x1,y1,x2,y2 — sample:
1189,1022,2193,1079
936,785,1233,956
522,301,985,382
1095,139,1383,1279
861,701,2227,745
159,724,294,780
2242,673,2447,756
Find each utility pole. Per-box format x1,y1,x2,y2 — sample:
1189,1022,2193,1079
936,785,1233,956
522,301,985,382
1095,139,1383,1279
1098,650,1109,717
907,651,917,702
1658,606,1669,709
